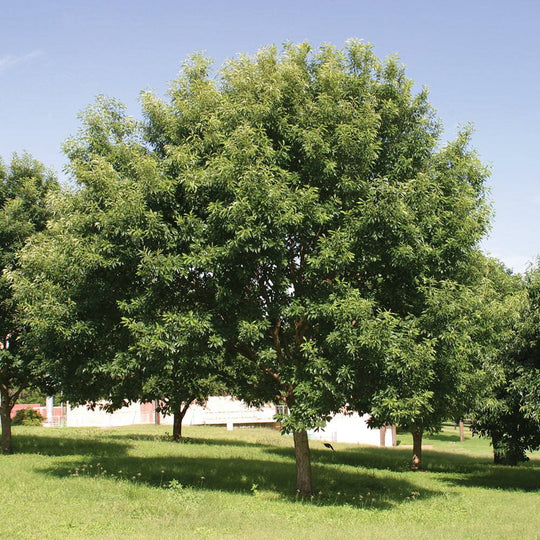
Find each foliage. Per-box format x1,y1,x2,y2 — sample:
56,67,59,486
142,43,487,423
368,257,503,435
14,98,226,441
0,152,58,452
12,407,45,426
0,153,58,379
472,261,540,464
15,41,491,485
17,388,63,406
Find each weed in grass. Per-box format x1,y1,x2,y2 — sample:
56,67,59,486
167,478,202,507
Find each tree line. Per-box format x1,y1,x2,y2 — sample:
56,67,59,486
1,42,539,495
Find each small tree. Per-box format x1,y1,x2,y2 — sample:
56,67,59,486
367,273,496,470
0,153,58,453
472,261,540,464
15,98,226,442
121,311,225,441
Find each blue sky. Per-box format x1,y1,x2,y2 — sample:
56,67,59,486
1,0,538,273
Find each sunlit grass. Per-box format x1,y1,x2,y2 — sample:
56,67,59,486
1,424,539,539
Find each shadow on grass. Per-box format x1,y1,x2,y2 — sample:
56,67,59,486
12,433,131,457
439,466,540,492
266,444,499,475
425,432,463,443
38,452,439,509
22,428,540,505
104,432,264,448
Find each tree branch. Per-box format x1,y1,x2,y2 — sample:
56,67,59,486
295,317,309,347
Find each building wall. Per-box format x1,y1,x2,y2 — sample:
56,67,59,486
65,402,145,428
160,396,277,426
309,412,393,447
18,397,392,447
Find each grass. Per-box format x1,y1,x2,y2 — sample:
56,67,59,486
1,424,539,539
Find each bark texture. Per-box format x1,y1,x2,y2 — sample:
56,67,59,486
411,428,423,470
459,420,465,442
379,426,387,447
172,400,193,442
293,429,313,495
0,387,13,454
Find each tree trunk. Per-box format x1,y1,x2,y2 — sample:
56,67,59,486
459,420,465,442
379,426,387,447
0,387,13,454
391,425,397,447
172,410,182,442
492,432,503,464
411,428,423,471
293,430,313,495
154,400,161,425
172,400,192,442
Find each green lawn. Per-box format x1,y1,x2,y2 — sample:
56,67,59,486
1,424,539,539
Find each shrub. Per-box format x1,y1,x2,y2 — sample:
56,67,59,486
12,408,45,426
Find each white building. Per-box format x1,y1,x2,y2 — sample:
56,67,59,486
51,396,394,447
308,411,394,446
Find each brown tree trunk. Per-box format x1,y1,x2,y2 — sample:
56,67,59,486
154,400,161,425
1,387,13,454
379,426,387,447
459,420,465,442
172,400,193,442
293,430,313,495
391,425,397,447
411,428,423,471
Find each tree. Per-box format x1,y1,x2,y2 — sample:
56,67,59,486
16,41,491,492
366,267,497,470
471,261,540,464
338,112,492,469
140,41,489,488
121,311,225,441
0,153,58,453
14,98,225,442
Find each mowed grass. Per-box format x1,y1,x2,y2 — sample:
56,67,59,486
1,424,539,539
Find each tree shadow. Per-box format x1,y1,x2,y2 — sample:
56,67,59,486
22,428,539,504
38,452,440,509
265,446,540,476
266,444,499,475
11,433,131,457
104,432,266,448
425,432,463,443
439,465,540,492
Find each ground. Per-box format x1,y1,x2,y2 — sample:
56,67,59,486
1,424,538,539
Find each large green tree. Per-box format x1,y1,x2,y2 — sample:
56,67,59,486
139,42,490,490
0,153,58,453
16,41,491,493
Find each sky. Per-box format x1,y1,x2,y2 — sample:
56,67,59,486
1,0,538,273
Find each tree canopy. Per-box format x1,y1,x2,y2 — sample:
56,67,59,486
0,152,58,453
138,41,491,485
472,260,540,464
14,41,495,490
